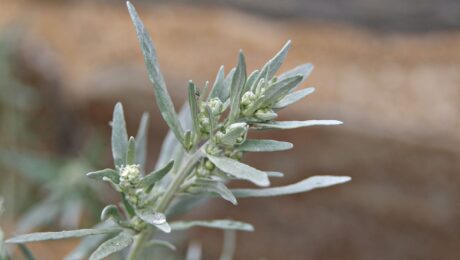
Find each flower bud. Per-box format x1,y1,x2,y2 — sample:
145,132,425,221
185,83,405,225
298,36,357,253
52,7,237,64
241,91,256,106
208,97,223,115
219,122,248,146
255,108,277,121
119,164,141,184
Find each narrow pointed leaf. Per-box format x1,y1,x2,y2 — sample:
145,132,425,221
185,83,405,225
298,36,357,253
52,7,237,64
278,63,314,84
266,171,284,178
232,175,351,198
134,208,171,233
190,179,237,205
243,69,259,93
89,231,133,260
64,222,115,260
135,113,149,171
18,244,35,260
127,2,184,145
17,201,59,233
228,52,247,122
145,240,176,251
6,228,122,243
155,104,190,169
254,120,343,130
262,75,303,106
188,81,200,140
207,155,269,187
126,137,136,165
221,68,236,102
238,139,293,152
111,103,128,167
208,66,225,101
171,220,254,232
273,87,315,109
256,40,291,83
140,160,174,189
86,169,119,184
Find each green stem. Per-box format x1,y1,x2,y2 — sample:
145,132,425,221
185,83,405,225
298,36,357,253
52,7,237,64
127,230,150,260
155,147,205,212
126,144,206,259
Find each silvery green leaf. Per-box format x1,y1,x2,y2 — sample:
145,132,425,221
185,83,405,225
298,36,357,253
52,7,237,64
135,113,149,172
221,68,236,102
204,105,216,139
190,179,237,205
127,2,184,146
86,169,119,184
228,52,247,122
60,198,83,229
208,66,225,101
207,155,269,187
100,205,120,222
256,40,291,82
238,139,293,152
278,63,313,84
134,208,171,233
65,222,115,260
155,104,190,170
111,103,128,167
188,81,200,141
89,231,133,260
220,230,236,260
126,137,136,165
185,241,202,260
273,87,315,109
145,240,176,251
254,120,343,130
232,175,351,198
266,171,284,178
171,220,254,232
17,200,59,233
6,228,122,243
220,123,247,146
140,160,174,189
18,244,35,260
261,75,303,106
243,69,259,94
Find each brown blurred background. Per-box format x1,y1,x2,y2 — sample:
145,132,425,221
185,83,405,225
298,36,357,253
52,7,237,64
1,0,460,259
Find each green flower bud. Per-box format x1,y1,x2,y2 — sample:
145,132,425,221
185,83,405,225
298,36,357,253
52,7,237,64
255,108,277,121
241,91,256,106
219,122,248,146
205,160,215,170
208,97,223,115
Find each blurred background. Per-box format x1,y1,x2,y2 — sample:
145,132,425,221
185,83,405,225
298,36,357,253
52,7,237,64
1,0,460,259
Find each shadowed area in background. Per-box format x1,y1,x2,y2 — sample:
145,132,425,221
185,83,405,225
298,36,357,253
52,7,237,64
0,0,459,259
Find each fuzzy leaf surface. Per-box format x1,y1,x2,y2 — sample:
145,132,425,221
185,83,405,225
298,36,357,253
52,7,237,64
232,176,351,198
273,87,315,109
127,2,184,145
111,103,128,167
207,155,269,187
89,231,133,260
254,120,343,130
238,139,293,152
171,220,254,232
6,228,122,243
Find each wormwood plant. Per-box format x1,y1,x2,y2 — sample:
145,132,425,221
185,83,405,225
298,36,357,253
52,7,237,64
6,2,351,259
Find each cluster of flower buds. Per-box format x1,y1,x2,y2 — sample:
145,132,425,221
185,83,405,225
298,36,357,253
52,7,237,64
198,97,224,138
240,80,278,122
118,164,149,208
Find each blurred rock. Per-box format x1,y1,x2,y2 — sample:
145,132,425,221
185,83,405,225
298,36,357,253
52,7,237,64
1,1,460,259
